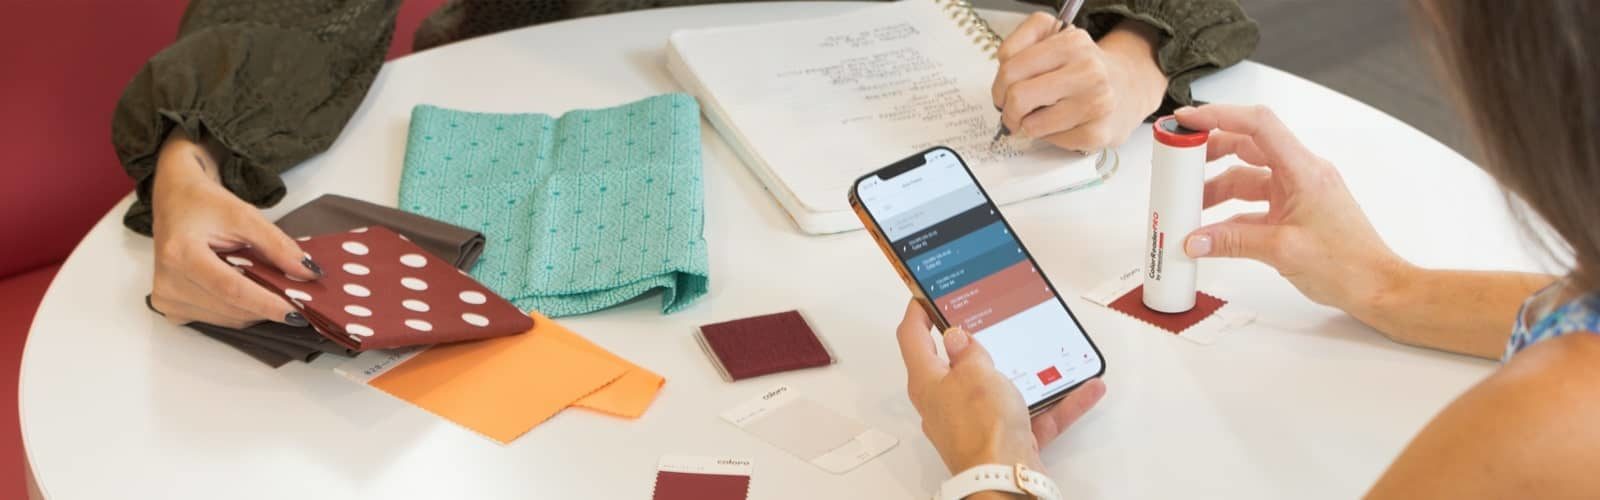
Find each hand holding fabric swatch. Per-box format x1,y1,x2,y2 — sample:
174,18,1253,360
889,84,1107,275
219,225,531,351
189,194,488,367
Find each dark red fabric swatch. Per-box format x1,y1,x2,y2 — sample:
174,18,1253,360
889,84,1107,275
1107,285,1227,335
698,311,831,381
218,225,532,351
651,471,750,500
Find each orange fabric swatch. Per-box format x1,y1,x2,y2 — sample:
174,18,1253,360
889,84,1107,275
366,312,665,444
534,311,667,419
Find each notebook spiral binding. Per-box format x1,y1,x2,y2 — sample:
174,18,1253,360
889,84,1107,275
937,0,1003,58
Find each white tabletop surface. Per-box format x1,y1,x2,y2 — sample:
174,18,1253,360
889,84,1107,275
21,3,1544,499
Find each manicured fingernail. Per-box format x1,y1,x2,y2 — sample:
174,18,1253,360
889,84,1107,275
943,326,970,351
1185,234,1212,257
301,254,323,277
940,323,966,342
144,295,164,316
284,312,309,327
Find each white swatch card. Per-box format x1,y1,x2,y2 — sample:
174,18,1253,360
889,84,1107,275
331,346,427,384
721,386,898,474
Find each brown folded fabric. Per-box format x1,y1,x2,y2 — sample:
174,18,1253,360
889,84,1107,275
194,194,486,366
189,323,306,367
276,194,485,268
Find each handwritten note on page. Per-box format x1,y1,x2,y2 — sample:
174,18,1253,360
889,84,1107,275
669,0,1104,225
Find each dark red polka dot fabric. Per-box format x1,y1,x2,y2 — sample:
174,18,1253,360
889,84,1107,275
219,225,533,351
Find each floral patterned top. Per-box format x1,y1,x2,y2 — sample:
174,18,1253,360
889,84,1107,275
1505,281,1600,361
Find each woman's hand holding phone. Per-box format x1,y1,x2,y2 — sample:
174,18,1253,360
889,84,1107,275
897,301,1107,473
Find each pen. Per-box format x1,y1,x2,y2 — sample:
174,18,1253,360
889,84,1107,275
992,0,1086,144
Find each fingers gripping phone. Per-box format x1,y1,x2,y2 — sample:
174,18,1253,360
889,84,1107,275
850,147,1106,415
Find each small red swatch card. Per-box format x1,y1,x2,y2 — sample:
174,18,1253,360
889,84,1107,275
1083,267,1256,345
1108,285,1228,335
696,311,833,381
219,225,532,351
652,456,752,500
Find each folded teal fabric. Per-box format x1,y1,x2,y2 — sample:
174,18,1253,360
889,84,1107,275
399,94,709,317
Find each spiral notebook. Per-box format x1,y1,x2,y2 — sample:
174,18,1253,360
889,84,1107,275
667,0,1115,234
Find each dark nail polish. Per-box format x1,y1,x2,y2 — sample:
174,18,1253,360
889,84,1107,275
284,312,309,327
301,255,323,277
144,294,164,316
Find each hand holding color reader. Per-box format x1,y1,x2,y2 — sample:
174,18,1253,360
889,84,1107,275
1143,116,1210,313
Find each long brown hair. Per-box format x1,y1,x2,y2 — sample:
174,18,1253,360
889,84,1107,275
1416,1,1600,290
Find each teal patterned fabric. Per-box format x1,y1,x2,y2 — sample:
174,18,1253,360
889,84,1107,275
399,94,709,317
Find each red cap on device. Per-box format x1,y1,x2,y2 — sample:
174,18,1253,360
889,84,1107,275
1153,115,1209,148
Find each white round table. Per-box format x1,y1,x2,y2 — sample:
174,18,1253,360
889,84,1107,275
21,3,1541,499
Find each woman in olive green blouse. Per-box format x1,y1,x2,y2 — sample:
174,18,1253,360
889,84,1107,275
118,2,1250,321
116,0,1256,330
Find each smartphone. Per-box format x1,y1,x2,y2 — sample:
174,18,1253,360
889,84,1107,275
849,146,1105,415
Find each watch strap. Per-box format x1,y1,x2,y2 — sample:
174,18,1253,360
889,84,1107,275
933,463,1063,500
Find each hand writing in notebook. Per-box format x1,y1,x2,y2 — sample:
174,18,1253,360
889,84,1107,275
991,13,1169,152
668,0,1122,233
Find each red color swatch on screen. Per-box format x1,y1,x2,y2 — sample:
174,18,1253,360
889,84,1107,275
1036,366,1062,385
1107,285,1227,334
652,471,751,500
933,260,1054,333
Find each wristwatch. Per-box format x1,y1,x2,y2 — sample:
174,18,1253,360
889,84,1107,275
933,463,1063,500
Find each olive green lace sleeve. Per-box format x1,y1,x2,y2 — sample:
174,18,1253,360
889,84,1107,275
1019,0,1260,113
1079,0,1259,112
111,0,399,235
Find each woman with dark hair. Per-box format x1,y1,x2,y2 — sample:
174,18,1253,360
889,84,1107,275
904,2,1600,497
